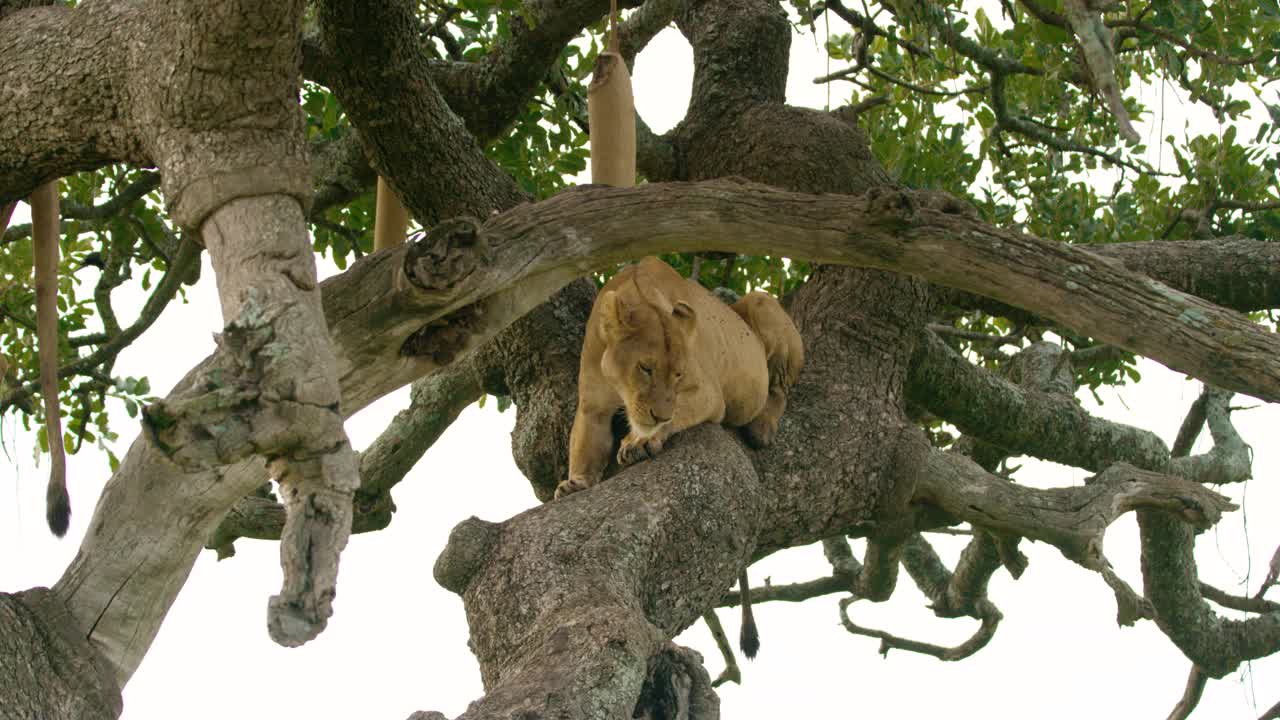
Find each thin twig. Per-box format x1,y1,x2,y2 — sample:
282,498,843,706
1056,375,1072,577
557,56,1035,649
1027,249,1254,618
1199,582,1280,614
839,596,1002,661
1165,665,1208,720
701,610,741,688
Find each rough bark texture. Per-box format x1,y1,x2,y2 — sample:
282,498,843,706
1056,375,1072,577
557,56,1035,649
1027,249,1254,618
0,4,141,200
908,331,1173,472
2,0,358,701
2,0,1278,718
0,589,122,720
430,1,933,714
437,425,759,718
314,0,526,223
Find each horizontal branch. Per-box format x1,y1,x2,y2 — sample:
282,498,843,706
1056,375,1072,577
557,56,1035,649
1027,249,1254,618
0,4,149,201
1090,237,1280,314
1199,583,1280,615
908,331,1171,471
405,180,1280,403
916,452,1235,567
719,574,850,607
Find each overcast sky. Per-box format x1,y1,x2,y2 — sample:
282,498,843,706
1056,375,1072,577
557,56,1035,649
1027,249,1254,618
2,11,1278,720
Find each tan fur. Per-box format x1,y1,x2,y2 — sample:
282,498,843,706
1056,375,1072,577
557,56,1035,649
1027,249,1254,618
556,257,803,498
29,182,70,536
587,0,635,187
373,176,409,252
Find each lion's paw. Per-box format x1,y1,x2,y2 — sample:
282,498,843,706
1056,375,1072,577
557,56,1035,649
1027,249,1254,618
742,415,779,449
617,433,664,467
554,476,593,499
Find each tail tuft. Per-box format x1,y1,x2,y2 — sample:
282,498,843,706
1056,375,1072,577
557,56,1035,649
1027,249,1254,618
738,569,760,660
47,485,70,538
739,620,760,660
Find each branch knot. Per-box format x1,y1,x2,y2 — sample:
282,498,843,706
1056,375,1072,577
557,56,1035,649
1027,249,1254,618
404,216,491,292
434,515,502,595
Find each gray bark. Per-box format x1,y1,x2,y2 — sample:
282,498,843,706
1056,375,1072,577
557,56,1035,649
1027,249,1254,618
1,0,1277,718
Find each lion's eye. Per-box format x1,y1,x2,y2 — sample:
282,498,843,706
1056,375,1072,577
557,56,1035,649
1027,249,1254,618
639,364,652,376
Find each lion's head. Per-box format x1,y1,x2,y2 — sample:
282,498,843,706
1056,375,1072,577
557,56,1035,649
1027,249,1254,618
596,277,697,438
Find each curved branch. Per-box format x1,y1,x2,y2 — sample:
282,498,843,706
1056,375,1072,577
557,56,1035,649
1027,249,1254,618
839,595,1002,662
1168,387,1252,485
393,181,1280,403
917,452,1235,567
908,331,1171,471
1139,509,1280,678
429,0,644,143
1138,388,1273,678
618,0,680,67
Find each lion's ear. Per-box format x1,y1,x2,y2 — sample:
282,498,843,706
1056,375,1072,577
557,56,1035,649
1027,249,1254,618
671,301,696,332
599,290,632,338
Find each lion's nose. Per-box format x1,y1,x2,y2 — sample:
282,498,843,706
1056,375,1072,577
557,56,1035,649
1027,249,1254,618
650,409,671,423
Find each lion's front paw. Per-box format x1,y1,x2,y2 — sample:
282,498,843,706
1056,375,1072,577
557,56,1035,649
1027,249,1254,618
617,433,664,467
554,476,593,499
742,414,779,449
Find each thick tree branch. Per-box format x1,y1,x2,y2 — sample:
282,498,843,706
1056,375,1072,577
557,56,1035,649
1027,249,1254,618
1091,237,1280,314
908,332,1172,471
209,278,592,547
940,235,1280,325
0,589,122,720
360,181,1280,404
0,3,149,202
1138,386,1271,677
1139,509,1280,678
315,0,526,224
432,425,758,719
916,452,1235,568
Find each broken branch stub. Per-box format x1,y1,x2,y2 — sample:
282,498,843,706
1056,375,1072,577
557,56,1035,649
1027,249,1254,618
198,196,359,647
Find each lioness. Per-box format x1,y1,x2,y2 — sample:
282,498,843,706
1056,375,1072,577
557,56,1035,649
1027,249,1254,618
555,256,803,499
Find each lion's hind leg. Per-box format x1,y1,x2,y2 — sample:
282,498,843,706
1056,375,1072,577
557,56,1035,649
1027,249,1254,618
733,292,804,449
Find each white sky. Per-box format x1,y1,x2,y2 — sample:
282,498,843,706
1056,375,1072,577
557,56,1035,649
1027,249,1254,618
2,12,1279,720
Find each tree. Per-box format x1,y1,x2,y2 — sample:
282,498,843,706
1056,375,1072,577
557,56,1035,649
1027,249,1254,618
1,0,1279,718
